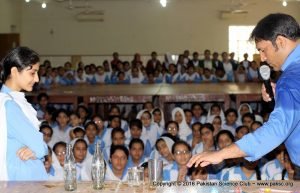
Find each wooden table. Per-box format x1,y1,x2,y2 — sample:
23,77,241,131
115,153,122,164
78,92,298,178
0,180,298,193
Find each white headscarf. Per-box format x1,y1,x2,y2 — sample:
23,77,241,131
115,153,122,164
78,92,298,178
151,108,165,128
237,103,253,125
0,90,40,181
136,109,152,120
49,152,64,181
206,104,225,123
171,107,191,140
152,136,175,165
70,138,92,181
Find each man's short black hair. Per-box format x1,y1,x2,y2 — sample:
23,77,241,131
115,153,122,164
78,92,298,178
250,13,300,45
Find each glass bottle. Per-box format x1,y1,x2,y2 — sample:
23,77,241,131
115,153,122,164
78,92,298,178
64,143,77,191
91,141,105,189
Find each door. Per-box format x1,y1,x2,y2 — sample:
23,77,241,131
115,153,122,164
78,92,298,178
0,33,20,60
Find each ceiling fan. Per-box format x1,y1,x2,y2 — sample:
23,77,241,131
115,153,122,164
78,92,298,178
65,0,92,10
219,0,255,14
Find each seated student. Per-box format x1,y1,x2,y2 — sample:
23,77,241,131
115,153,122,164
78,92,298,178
105,145,129,181
235,125,249,140
115,71,130,84
189,166,210,181
164,63,179,84
165,121,180,140
71,138,92,181
103,128,126,161
104,106,129,131
193,123,216,155
136,102,154,120
202,68,217,83
71,126,85,140
237,103,263,125
171,107,192,141
49,109,73,147
215,68,233,82
184,109,193,128
176,65,187,83
52,141,67,180
154,69,164,82
150,134,176,166
247,60,260,82
84,121,101,155
92,115,105,138
125,119,151,157
234,65,248,83
206,103,225,123
183,65,201,83
216,130,235,150
74,68,87,84
44,146,55,179
261,145,294,180
142,71,162,84
188,122,202,150
39,66,54,90
129,66,144,84
208,115,222,136
152,108,165,134
43,106,57,128
69,112,82,128
191,103,206,124
76,105,91,126
45,145,65,181
140,162,149,182
95,66,110,84
35,93,49,120
125,119,142,143
222,158,261,181
49,67,60,86
86,65,97,85
221,108,239,136
250,121,262,132
53,142,67,168
127,138,147,168
140,110,161,157
241,112,255,129
39,124,53,146
207,130,236,180
101,115,122,148
163,140,192,181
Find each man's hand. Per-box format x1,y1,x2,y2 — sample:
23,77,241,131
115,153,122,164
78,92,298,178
17,147,36,161
187,151,224,168
187,144,247,168
261,82,276,102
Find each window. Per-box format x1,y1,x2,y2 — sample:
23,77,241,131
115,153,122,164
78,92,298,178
229,26,258,61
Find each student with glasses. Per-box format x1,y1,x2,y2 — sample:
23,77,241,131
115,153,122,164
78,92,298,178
163,140,192,181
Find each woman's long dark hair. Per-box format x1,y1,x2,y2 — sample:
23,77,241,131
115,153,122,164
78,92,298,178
1,47,39,83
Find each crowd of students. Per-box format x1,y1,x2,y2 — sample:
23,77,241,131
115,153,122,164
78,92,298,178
34,50,262,90
35,93,295,182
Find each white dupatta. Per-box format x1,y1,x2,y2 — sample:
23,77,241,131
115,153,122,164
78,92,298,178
0,89,40,181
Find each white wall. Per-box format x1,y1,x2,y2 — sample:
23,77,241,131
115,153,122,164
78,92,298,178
0,0,21,33
15,0,300,56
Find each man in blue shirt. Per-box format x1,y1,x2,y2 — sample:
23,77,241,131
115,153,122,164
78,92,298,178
187,13,300,180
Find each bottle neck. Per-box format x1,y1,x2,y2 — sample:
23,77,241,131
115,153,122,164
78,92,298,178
65,144,74,162
94,142,101,155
